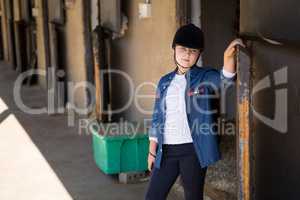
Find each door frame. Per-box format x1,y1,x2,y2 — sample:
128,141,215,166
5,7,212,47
236,46,252,200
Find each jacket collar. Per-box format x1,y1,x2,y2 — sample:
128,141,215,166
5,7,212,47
160,65,200,93
185,65,199,79
169,65,199,80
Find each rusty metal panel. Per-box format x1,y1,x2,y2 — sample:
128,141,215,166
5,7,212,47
240,0,300,43
236,46,251,200
251,42,300,200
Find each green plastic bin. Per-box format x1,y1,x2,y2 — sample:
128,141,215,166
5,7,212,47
91,122,149,174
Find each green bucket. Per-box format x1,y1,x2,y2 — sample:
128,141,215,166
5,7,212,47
90,122,149,174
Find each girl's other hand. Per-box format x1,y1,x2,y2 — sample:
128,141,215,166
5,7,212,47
148,152,156,171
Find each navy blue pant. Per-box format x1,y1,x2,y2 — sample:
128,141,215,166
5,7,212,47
145,143,207,200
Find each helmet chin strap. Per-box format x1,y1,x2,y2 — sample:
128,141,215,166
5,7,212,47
173,52,185,74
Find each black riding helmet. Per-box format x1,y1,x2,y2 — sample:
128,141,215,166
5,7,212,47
172,23,204,50
172,24,204,68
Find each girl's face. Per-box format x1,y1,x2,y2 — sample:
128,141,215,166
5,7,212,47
174,45,201,70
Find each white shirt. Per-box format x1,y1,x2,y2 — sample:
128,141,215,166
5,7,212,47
149,68,236,143
163,73,193,144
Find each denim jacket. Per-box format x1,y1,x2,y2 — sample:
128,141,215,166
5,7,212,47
149,65,236,169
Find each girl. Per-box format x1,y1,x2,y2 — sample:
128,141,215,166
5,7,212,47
145,23,244,200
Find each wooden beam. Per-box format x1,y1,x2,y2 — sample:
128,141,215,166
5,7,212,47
92,26,103,121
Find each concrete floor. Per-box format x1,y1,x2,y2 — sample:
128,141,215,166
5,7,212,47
0,62,153,200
